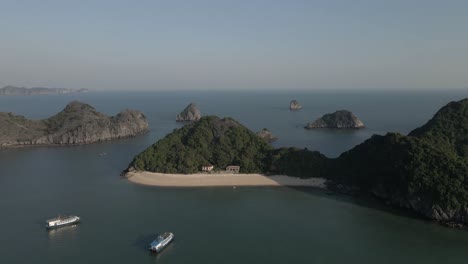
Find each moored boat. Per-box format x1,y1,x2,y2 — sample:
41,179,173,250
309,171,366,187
45,215,80,229
149,232,174,253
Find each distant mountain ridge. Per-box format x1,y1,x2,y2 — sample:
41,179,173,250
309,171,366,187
0,85,88,95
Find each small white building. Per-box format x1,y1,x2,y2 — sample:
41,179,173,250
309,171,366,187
226,165,240,174
202,164,214,172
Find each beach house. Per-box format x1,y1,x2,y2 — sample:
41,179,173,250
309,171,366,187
201,164,214,172
226,165,240,174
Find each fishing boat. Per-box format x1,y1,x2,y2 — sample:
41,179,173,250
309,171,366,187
149,232,174,253
45,215,80,229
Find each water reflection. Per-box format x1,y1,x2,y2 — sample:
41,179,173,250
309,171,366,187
46,224,79,239
148,243,174,262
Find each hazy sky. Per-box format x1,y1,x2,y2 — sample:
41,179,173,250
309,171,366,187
1,0,467,90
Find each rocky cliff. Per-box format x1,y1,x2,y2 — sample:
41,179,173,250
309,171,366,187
0,85,88,95
289,100,303,111
256,128,278,143
305,110,364,129
176,103,201,122
0,101,149,148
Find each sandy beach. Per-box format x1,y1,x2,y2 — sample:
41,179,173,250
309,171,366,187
125,171,327,188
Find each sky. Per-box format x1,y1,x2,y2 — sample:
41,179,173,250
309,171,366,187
0,0,467,91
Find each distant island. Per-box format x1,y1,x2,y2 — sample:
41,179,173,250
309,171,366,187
289,100,303,111
176,103,201,122
305,110,365,129
0,85,88,96
0,101,148,148
125,98,468,227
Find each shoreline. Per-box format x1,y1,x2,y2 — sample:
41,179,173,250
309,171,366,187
125,171,328,188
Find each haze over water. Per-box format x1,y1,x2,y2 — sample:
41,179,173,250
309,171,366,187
1,90,468,263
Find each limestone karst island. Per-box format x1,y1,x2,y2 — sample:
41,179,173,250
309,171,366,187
124,98,468,227
0,101,148,148
305,110,365,129
176,103,202,122
289,99,303,111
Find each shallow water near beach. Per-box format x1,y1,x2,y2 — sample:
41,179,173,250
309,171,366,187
1,90,468,264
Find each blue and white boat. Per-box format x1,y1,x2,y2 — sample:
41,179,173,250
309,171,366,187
149,232,174,253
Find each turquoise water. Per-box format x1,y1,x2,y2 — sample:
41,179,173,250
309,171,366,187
0,90,467,263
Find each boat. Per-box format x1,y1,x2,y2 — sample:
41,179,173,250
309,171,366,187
45,215,80,229
149,232,174,253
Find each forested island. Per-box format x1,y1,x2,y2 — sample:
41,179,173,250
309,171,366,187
0,101,149,148
305,110,365,129
126,98,468,227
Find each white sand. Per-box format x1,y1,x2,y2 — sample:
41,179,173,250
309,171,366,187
126,171,327,188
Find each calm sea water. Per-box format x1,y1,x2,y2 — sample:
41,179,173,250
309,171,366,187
1,90,467,264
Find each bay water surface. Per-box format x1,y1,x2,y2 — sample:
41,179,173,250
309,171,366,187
1,90,468,263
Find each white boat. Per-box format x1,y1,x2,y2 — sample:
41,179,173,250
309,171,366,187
45,215,80,229
149,232,174,253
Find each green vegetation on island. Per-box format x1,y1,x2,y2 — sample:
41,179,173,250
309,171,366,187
130,116,328,176
0,101,149,147
267,147,329,178
132,117,273,174
128,98,468,226
330,99,468,225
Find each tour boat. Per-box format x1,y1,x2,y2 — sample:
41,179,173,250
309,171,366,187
45,215,80,229
149,232,174,253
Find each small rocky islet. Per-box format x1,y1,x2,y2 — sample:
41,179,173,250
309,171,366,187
305,110,364,129
0,101,149,148
256,128,278,143
289,100,303,111
127,98,468,228
176,103,202,122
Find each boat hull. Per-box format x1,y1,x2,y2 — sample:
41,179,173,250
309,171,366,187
46,219,80,230
150,241,173,253
149,233,174,253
